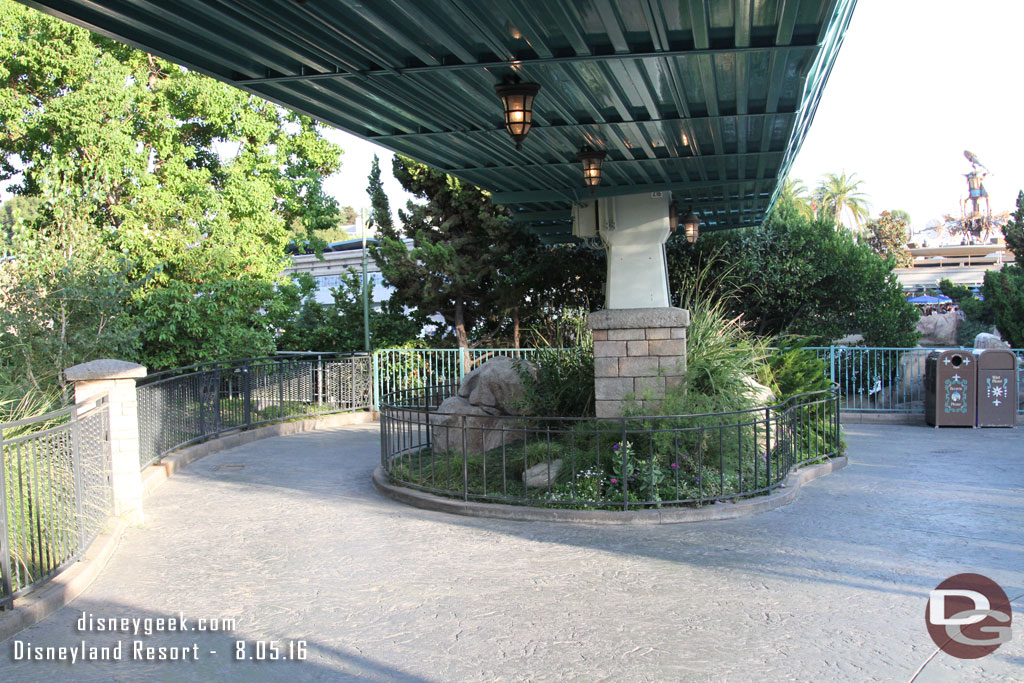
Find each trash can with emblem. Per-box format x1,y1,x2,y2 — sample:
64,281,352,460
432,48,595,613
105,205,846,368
975,349,1018,427
924,350,977,427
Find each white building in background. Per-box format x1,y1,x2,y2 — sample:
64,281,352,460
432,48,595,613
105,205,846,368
285,238,391,307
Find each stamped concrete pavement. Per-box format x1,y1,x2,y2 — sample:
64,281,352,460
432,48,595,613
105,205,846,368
1,422,1022,682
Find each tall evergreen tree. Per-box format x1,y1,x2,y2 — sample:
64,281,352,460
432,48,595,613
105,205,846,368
367,155,535,349
982,191,1024,346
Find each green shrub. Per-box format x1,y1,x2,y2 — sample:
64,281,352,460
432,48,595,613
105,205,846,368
767,339,832,400
515,308,594,418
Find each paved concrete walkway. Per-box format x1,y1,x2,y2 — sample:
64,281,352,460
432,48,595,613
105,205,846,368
1,423,1022,682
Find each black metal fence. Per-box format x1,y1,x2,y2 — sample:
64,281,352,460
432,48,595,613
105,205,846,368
381,385,840,510
1,394,111,609
137,353,372,469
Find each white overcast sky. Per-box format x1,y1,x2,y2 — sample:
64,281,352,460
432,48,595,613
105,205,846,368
325,0,1024,235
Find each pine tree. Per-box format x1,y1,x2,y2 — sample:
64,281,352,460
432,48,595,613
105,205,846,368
368,155,532,349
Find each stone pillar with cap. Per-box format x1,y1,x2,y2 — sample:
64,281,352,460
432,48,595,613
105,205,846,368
64,359,147,524
590,308,689,418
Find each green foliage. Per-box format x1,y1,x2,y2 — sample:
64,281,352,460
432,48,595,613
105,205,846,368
275,271,427,353
767,340,832,400
982,191,1024,347
368,155,531,349
0,227,140,393
514,309,595,418
368,156,605,349
814,171,871,230
864,211,912,267
0,1,344,373
666,199,919,347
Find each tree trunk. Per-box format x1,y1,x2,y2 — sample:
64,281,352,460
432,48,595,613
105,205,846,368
513,305,520,349
454,299,470,376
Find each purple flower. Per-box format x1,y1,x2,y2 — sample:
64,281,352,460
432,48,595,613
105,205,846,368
610,478,618,484
612,443,620,452
670,462,679,470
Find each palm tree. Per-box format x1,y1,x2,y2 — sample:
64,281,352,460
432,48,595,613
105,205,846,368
814,172,870,231
778,177,814,219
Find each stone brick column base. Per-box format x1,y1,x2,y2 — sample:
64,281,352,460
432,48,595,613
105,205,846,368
588,308,689,418
65,359,148,525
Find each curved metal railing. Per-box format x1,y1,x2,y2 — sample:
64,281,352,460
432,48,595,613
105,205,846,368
137,353,372,468
380,384,840,510
1,394,111,609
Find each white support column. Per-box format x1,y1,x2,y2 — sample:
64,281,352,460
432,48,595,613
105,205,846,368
598,192,672,309
65,359,147,525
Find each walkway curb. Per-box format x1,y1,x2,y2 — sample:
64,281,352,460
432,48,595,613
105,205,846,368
373,456,848,525
0,410,376,640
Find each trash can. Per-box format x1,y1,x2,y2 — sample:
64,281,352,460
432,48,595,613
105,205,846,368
925,350,977,427
976,349,1018,427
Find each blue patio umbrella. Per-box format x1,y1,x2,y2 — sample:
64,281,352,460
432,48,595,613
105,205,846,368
907,295,953,304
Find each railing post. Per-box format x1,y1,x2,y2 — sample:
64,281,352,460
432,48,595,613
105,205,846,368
197,372,206,438
372,351,380,411
70,403,86,553
461,415,469,501
242,361,252,427
765,406,772,485
620,418,628,511
0,429,12,607
317,354,324,408
829,345,837,385
64,360,146,525
278,358,285,420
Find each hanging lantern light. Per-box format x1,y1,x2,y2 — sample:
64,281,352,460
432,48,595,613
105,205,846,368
682,208,701,243
494,78,541,150
577,147,606,192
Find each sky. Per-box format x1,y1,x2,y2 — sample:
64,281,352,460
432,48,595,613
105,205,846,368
787,0,1024,235
323,0,1024,238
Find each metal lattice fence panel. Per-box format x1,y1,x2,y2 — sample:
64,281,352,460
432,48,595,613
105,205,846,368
1,395,112,609
136,354,372,469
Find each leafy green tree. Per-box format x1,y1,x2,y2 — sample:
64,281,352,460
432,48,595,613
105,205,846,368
275,271,426,352
814,171,871,231
666,198,919,346
864,210,912,267
0,0,343,370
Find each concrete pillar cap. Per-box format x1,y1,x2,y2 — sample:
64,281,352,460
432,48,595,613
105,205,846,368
65,359,148,382
588,307,689,330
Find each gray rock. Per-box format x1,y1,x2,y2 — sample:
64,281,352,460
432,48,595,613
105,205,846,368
974,332,1010,350
740,375,775,407
429,357,535,454
522,459,564,488
457,356,533,410
916,310,959,346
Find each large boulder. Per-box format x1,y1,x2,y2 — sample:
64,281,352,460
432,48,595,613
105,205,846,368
430,357,535,454
974,332,1011,350
916,311,959,346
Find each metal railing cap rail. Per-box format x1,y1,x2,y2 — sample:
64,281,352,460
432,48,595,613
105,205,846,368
139,352,361,385
0,392,109,432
